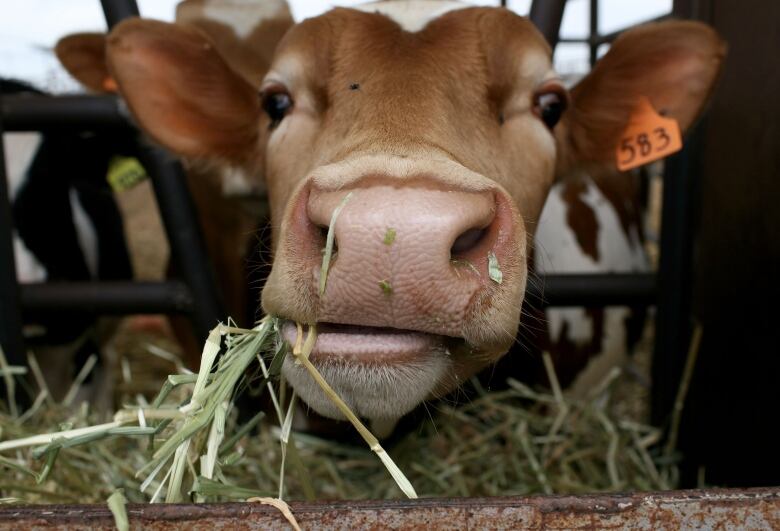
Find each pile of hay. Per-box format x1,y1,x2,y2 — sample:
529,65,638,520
0,318,680,505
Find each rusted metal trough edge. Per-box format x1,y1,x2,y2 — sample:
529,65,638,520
1,487,778,530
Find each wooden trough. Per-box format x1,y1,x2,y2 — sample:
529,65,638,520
1,488,778,529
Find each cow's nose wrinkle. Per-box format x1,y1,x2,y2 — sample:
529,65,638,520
451,227,487,257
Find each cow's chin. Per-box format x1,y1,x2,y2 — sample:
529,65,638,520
280,321,453,421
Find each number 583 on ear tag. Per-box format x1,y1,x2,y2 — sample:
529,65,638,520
616,96,682,171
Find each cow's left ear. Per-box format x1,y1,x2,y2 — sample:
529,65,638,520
555,20,726,177
55,33,118,92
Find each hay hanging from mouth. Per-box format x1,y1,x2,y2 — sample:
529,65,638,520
0,322,686,505
0,318,417,504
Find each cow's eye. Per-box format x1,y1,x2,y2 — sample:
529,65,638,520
533,89,567,130
261,89,293,127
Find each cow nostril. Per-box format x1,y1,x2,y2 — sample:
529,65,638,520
318,225,337,252
451,227,487,256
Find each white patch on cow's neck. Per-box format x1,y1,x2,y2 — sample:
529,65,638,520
220,166,260,197
5,132,47,282
192,0,290,39
355,0,471,32
534,175,649,346
4,132,41,199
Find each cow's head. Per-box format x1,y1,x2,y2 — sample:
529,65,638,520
105,1,724,421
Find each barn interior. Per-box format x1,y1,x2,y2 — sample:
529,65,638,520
0,0,778,527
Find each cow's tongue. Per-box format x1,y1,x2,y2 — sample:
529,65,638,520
281,321,442,364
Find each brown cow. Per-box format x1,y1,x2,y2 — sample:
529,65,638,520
103,1,724,424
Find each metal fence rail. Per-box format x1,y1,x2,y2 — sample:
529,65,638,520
1,488,777,529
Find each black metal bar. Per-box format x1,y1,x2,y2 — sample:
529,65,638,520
138,146,226,343
100,0,140,28
527,273,656,307
529,0,567,49
0,91,26,372
1,94,131,131
589,0,599,66
651,140,700,426
19,281,194,315
15,274,656,315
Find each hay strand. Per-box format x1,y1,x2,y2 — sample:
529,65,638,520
319,191,354,296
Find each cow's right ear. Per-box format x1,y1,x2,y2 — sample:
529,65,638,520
106,18,260,163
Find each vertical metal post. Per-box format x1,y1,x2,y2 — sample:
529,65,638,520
138,146,226,343
100,0,139,28
589,0,599,66
0,92,27,378
529,0,567,48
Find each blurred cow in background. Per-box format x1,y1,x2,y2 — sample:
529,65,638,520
43,0,296,369
2,0,294,400
2,78,134,401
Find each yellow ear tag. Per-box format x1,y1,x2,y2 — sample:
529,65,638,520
107,156,148,192
616,96,683,171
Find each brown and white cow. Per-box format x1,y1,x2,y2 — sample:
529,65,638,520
101,0,724,423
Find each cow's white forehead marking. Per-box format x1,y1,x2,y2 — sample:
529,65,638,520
191,0,290,39
354,0,471,32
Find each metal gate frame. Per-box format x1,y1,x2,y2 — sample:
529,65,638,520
1,487,778,529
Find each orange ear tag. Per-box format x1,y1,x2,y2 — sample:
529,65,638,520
102,77,118,92
616,96,682,171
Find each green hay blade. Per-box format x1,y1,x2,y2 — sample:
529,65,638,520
35,446,61,484
488,251,503,284
164,439,191,503
383,228,396,245
192,476,272,500
278,392,298,499
319,191,354,296
219,412,265,457
0,455,37,478
202,401,228,480
291,325,417,499
0,421,125,453
379,280,393,295
62,354,98,407
107,489,129,531
0,367,26,377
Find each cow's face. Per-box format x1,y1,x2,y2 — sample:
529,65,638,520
106,1,724,421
